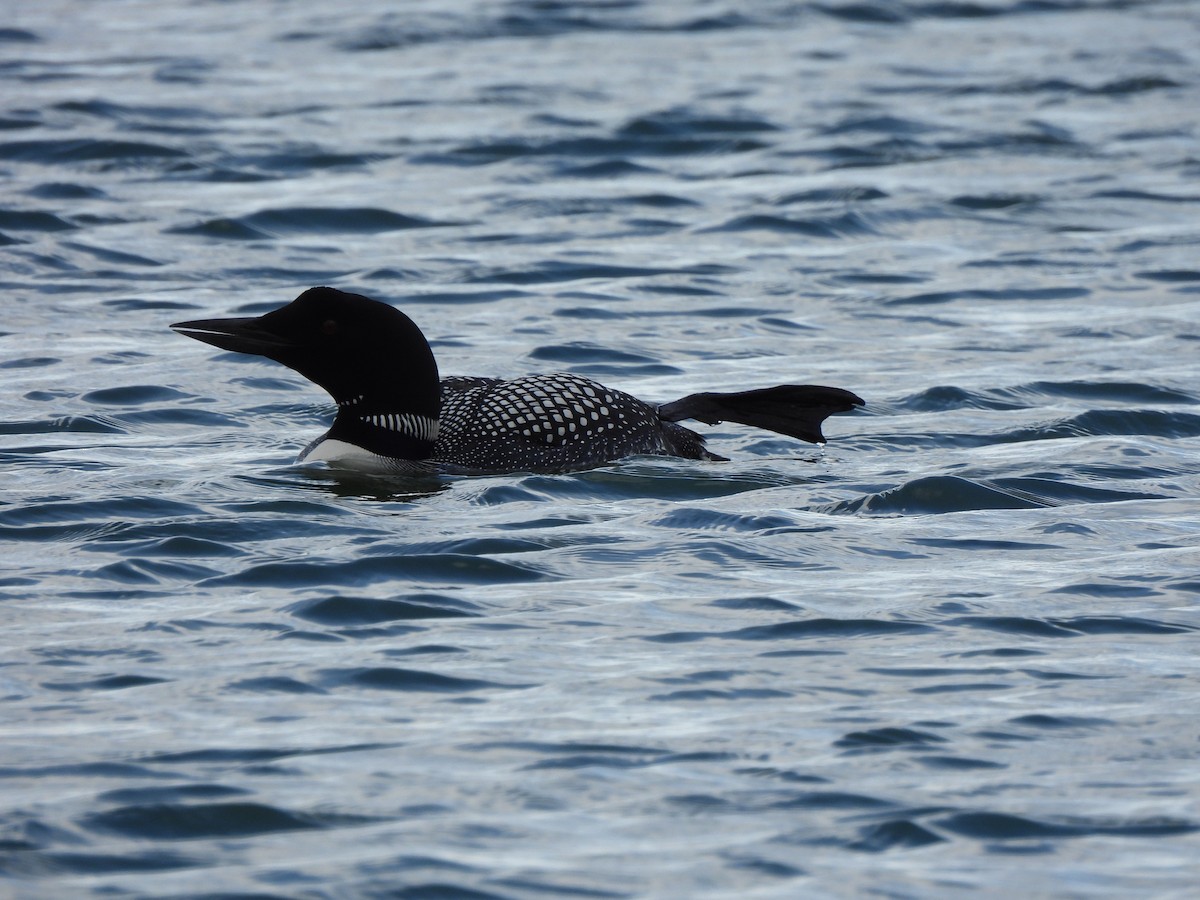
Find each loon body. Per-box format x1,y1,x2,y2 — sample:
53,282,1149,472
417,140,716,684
172,287,863,475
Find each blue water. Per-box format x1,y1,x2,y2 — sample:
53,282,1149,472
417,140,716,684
3,0,1200,896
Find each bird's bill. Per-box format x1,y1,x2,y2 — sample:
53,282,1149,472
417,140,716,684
171,316,295,356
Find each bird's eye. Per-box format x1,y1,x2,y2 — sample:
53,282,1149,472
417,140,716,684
322,319,338,336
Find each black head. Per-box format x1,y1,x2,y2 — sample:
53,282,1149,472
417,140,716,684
173,287,441,459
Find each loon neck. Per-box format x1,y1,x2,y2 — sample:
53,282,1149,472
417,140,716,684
326,392,440,460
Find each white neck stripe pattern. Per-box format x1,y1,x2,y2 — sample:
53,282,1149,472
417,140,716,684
361,412,440,442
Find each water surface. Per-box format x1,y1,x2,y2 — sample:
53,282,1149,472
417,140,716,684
3,1,1199,896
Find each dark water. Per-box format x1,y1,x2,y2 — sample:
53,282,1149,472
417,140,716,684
3,0,1200,896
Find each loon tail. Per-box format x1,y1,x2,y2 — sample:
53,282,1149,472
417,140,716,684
658,385,864,444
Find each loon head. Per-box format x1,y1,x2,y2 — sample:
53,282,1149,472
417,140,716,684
172,286,441,460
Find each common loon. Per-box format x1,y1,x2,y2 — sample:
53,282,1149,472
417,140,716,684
172,287,863,475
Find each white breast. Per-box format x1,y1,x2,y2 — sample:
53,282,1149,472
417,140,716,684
297,437,430,475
